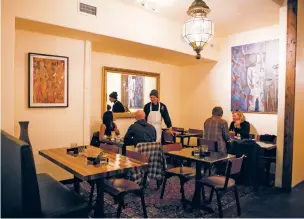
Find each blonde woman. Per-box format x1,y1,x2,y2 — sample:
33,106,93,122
229,111,250,139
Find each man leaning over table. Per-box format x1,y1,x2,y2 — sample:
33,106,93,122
144,89,173,143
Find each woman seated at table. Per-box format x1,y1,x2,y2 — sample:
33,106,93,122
229,110,250,139
99,111,120,140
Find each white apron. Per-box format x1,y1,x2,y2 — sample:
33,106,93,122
147,102,162,143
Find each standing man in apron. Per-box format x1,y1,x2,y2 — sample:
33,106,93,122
143,89,173,142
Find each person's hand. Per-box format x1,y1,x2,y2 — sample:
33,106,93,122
234,120,241,128
167,127,174,136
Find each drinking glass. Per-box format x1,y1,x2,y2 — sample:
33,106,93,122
202,145,208,153
229,131,235,139
193,147,200,157
70,142,77,148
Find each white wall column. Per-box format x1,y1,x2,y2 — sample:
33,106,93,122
83,40,92,144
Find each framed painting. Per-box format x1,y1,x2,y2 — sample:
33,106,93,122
231,39,279,113
28,53,69,108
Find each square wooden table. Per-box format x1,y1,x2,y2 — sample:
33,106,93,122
165,148,235,211
39,145,148,217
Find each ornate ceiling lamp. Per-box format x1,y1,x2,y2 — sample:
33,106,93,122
182,0,214,59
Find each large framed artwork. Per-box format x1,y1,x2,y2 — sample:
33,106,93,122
231,39,279,113
28,53,69,108
121,75,144,109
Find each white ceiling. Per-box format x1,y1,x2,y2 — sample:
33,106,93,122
118,0,280,37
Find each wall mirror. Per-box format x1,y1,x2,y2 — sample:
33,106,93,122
102,66,160,118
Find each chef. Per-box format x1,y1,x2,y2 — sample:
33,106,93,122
143,89,172,142
109,91,125,113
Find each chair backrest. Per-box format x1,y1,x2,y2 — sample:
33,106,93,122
1,130,42,217
135,142,166,180
126,150,148,163
90,131,100,147
229,155,246,175
197,138,218,152
162,131,176,144
223,155,246,189
258,134,277,143
188,128,203,136
100,144,120,153
172,127,184,133
99,139,114,145
162,143,183,152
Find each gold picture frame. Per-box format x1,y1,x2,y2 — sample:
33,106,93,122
102,66,160,118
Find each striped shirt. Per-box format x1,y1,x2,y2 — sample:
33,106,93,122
204,116,230,153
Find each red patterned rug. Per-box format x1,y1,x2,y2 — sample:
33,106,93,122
67,177,256,218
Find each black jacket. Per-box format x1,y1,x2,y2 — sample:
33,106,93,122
124,120,156,146
143,102,172,128
112,100,125,113
229,121,250,139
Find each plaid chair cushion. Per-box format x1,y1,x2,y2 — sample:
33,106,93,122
130,142,167,184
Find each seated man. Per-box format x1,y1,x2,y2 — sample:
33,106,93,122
204,106,230,153
124,110,156,147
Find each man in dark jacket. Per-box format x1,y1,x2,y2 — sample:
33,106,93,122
109,91,125,113
124,110,156,147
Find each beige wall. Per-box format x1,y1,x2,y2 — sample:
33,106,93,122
1,0,218,135
91,52,182,137
14,30,86,180
292,0,304,187
13,30,182,180
181,24,283,135
1,0,15,134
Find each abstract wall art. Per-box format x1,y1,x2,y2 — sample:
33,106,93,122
122,75,144,109
28,53,69,108
231,39,279,113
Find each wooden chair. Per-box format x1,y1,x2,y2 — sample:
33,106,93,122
160,143,196,202
172,127,184,134
100,143,120,153
197,138,218,152
162,131,176,144
184,129,204,147
103,150,149,218
197,155,245,218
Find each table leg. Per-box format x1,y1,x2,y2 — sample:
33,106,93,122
73,175,80,194
188,163,214,214
192,162,202,208
181,137,185,146
94,178,105,218
122,145,126,156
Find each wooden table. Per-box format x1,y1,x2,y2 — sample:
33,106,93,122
165,148,235,211
39,146,148,217
256,141,276,150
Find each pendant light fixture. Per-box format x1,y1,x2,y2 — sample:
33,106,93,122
182,0,214,59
